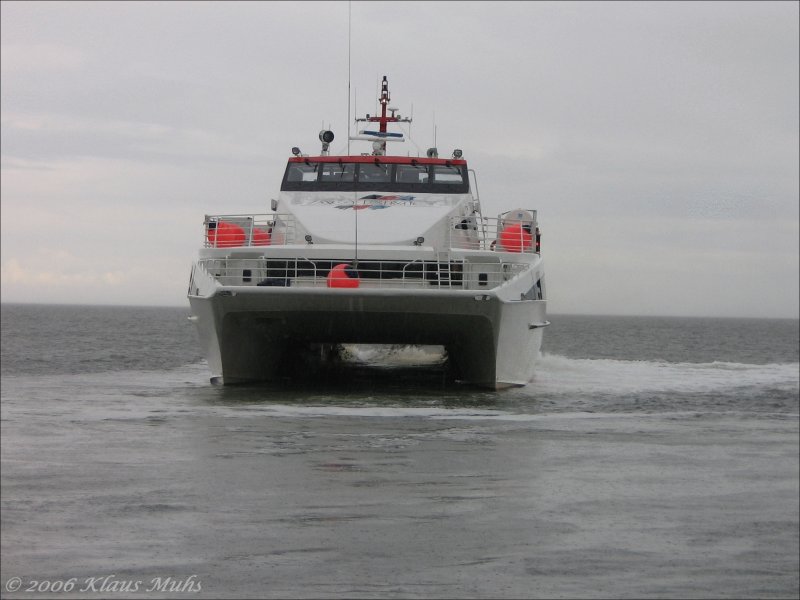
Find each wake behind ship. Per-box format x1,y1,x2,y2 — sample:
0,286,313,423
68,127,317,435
187,76,548,388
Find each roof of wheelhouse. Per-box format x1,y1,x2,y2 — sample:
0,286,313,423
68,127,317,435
287,155,466,165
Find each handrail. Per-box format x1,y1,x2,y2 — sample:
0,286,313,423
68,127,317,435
203,213,296,248
296,257,317,280
201,212,542,255
401,258,424,283
448,213,540,254
196,256,533,291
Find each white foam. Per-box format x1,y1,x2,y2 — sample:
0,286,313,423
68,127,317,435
530,353,800,395
241,404,501,419
341,344,446,366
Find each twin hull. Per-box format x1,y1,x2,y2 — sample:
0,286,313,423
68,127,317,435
189,261,546,389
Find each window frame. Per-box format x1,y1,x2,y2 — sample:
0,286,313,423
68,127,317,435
280,160,469,193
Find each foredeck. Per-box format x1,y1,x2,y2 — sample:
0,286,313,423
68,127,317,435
191,212,543,294
189,255,539,292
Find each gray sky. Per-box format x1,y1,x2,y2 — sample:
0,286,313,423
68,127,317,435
2,0,798,318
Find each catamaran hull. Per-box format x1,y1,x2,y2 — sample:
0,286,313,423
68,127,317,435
189,288,546,389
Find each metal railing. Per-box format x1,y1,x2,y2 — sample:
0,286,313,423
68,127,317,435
197,257,530,291
448,212,540,254
203,214,297,248
202,210,541,254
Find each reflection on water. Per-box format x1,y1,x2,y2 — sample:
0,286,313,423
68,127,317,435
206,364,500,409
204,343,502,409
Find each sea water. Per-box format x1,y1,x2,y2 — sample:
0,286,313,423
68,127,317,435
1,304,798,598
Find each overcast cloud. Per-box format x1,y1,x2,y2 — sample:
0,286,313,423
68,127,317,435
1,1,798,317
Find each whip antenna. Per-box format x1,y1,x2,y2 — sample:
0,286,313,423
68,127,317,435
347,0,351,156
347,1,357,267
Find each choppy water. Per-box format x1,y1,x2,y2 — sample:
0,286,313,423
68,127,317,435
1,304,798,598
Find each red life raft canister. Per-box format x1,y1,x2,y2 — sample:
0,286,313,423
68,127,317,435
207,221,246,248
498,223,533,253
251,227,271,246
326,264,360,288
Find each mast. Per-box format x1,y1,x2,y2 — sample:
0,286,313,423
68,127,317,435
374,76,392,134
353,76,410,155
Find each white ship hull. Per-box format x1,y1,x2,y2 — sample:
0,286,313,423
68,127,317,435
189,265,546,389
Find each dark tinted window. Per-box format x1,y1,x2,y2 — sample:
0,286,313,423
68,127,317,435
395,164,429,184
359,162,392,183
432,164,464,184
320,162,355,182
281,161,468,193
286,163,320,182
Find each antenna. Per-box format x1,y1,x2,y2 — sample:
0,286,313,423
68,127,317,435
347,0,351,155
374,74,379,117
354,192,358,267
348,1,356,264
353,169,358,268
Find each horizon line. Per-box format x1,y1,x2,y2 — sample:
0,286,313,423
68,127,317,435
1,301,798,321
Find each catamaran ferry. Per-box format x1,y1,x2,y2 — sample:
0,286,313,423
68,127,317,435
187,76,548,388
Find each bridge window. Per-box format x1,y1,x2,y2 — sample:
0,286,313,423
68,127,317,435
286,163,320,182
320,162,355,182
281,161,468,193
395,164,429,184
359,162,392,183
432,164,464,184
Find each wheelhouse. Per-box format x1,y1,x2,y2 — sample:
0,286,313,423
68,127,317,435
280,156,470,193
